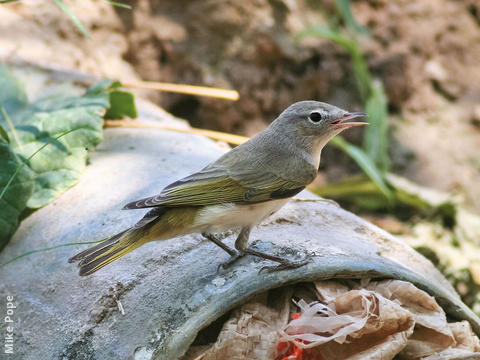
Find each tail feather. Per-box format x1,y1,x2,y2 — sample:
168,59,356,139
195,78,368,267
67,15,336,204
68,228,146,276
68,229,128,264
69,207,167,276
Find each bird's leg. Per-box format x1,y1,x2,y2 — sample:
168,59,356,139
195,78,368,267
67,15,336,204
202,232,237,257
212,228,251,270
234,227,310,272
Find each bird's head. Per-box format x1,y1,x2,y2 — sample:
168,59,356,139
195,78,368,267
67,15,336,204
271,100,367,145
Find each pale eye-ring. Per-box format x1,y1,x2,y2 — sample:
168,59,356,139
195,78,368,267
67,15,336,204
309,112,322,123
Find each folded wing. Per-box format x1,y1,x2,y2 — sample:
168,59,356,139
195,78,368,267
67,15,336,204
122,165,305,209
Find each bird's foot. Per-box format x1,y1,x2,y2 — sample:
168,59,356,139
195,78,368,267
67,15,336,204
217,251,246,271
242,247,310,273
259,257,310,273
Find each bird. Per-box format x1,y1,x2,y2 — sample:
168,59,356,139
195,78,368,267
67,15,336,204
69,101,366,276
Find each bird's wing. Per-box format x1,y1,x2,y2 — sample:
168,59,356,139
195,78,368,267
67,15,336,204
122,166,306,209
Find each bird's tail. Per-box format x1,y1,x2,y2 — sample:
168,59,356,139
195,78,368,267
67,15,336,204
68,227,148,276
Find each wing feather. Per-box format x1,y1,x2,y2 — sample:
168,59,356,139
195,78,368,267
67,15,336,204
122,166,305,210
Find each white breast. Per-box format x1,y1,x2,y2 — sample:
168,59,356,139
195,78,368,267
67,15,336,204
193,199,289,233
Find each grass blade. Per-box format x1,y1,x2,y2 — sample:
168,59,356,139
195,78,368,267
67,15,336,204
0,239,104,267
335,0,369,36
296,26,356,52
0,105,21,147
349,46,372,102
102,0,131,9
329,137,392,199
363,81,390,172
0,125,9,143
52,0,90,38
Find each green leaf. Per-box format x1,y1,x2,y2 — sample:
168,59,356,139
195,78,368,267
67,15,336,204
87,80,137,119
0,68,120,249
104,90,137,119
0,141,34,250
329,137,393,200
11,96,108,208
0,68,110,210
0,128,81,249
363,81,390,172
52,0,91,38
86,79,121,95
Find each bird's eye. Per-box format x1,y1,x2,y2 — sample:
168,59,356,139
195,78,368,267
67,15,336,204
309,112,322,123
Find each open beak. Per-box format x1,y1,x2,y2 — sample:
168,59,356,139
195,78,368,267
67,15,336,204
331,112,368,129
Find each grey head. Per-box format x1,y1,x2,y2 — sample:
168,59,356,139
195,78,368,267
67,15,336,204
269,100,366,142
257,100,367,171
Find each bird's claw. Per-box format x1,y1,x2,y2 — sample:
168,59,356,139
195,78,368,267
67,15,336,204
259,256,310,273
217,251,245,272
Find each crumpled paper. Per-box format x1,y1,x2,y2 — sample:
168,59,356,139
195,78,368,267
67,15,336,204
182,280,480,360
182,290,292,360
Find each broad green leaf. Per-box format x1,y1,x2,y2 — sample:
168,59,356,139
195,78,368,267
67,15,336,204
104,90,137,119
86,79,137,119
0,68,126,249
0,129,79,249
363,81,390,172
329,137,392,199
12,95,108,208
0,141,34,250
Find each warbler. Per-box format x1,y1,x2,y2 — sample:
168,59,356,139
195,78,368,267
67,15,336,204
69,101,366,276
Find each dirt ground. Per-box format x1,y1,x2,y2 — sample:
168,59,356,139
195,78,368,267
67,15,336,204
1,0,479,209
